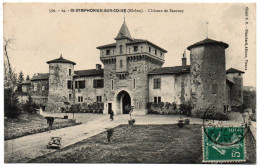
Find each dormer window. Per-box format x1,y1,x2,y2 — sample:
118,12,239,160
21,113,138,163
134,46,138,52
106,49,110,55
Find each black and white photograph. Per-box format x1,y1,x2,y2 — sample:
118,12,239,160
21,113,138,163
2,2,257,164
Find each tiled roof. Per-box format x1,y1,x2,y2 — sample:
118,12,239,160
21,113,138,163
31,73,49,81
148,65,190,75
97,39,167,52
115,21,133,40
21,80,31,85
96,43,116,49
74,69,104,78
226,68,245,74
46,55,76,65
187,38,229,50
127,39,167,53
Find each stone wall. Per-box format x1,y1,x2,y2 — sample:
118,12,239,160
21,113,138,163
227,73,243,106
190,45,226,115
45,63,74,112
103,55,162,115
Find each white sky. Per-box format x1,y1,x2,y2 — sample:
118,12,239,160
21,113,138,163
3,3,256,86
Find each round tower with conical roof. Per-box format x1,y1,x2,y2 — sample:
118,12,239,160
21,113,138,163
187,38,229,115
45,54,76,112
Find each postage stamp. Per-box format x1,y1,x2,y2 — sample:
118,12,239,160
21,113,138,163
203,126,246,163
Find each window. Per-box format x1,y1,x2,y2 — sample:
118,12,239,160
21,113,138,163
153,78,161,89
154,96,161,103
160,52,163,57
69,69,71,76
129,48,131,53
141,46,143,52
93,79,104,88
97,96,102,102
238,91,242,98
158,97,161,103
67,80,73,89
106,49,110,55
133,79,136,89
120,45,123,54
134,46,138,52
69,94,72,100
155,49,157,55
120,60,123,68
34,83,37,91
149,47,151,53
78,96,83,103
42,86,45,91
239,73,241,76
75,80,85,89
113,50,114,55
111,80,114,90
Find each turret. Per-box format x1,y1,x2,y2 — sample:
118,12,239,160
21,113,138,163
45,54,76,112
188,38,229,115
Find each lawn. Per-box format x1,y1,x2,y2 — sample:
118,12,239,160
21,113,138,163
4,113,80,140
29,124,255,164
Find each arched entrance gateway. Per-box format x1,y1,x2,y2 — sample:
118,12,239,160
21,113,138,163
116,90,131,114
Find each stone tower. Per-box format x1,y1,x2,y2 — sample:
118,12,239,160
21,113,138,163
97,20,167,115
187,38,229,115
45,55,76,112
226,68,244,106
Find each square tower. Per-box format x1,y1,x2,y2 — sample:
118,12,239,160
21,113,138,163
97,21,167,115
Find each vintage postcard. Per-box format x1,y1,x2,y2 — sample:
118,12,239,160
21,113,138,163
3,2,256,164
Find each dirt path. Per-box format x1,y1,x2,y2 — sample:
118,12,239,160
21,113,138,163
5,113,255,163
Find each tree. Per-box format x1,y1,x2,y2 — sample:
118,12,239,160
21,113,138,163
26,75,30,80
18,71,24,84
4,37,21,118
4,37,16,89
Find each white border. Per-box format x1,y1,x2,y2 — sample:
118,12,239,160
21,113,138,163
0,1,259,167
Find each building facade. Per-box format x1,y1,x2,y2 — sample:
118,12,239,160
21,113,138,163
21,20,244,115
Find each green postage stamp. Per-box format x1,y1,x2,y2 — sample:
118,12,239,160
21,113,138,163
203,126,246,163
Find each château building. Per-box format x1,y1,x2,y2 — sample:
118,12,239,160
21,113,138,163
21,20,244,115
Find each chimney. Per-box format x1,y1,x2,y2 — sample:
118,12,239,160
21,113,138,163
182,50,187,66
96,64,102,70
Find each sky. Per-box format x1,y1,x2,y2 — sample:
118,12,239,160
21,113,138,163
3,3,256,86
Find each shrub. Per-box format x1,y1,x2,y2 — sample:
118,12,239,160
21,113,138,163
22,95,39,114
45,117,55,128
193,109,230,120
107,128,114,142
179,102,192,116
4,88,21,118
185,118,190,125
250,113,256,121
178,119,185,128
128,119,135,125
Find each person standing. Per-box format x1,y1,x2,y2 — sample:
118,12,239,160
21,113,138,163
110,110,114,121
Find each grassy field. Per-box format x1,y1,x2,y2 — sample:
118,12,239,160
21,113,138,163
4,113,80,140
30,124,256,164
